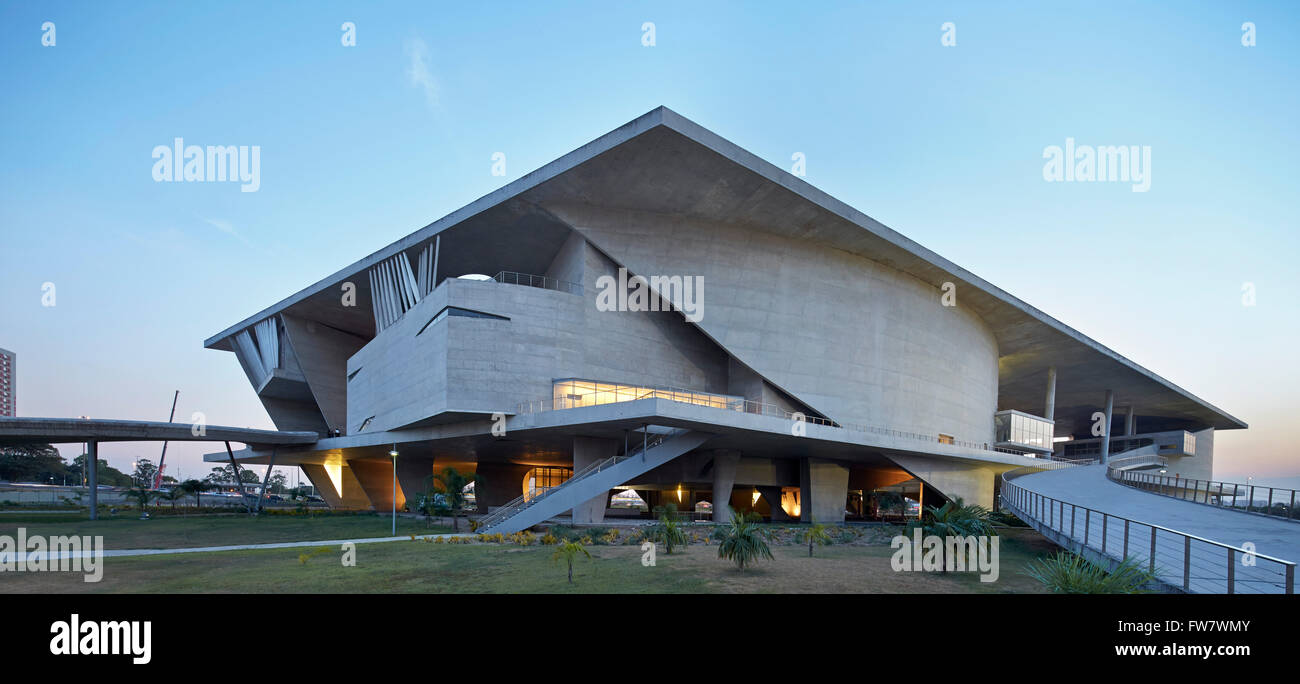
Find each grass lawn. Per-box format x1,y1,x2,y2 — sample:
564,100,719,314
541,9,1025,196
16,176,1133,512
0,526,1057,594
0,512,451,550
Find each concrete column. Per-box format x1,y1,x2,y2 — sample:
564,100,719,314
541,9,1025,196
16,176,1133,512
572,437,619,523
1125,406,1136,436
1099,390,1114,465
756,487,789,521
87,440,98,520
301,463,371,510
395,456,435,507
711,449,741,523
472,462,532,514
799,458,849,523
348,458,404,512
1044,366,1057,421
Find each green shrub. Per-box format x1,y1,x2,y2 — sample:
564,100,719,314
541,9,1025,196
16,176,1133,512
1024,551,1156,594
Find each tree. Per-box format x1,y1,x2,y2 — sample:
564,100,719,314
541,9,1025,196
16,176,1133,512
124,487,154,518
267,471,288,494
178,479,210,510
551,541,592,584
132,458,158,488
716,507,773,572
874,491,906,520
649,504,687,554
801,522,832,557
0,443,67,483
429,467,479,532
156,487,186,512
204,464,258,485
67,453,132,488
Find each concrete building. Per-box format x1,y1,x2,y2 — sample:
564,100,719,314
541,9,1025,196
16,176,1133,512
0,348,14,417
201,107,1245,531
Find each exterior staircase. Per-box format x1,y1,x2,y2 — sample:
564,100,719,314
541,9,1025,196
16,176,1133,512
477,428,713,535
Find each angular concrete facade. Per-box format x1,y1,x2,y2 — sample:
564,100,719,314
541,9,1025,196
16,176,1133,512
202,108,1245,524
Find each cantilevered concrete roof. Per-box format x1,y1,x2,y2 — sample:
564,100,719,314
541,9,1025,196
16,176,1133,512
0,417,318,449
203,106,1246,435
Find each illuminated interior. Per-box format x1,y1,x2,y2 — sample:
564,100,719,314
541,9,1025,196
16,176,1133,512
552,379,742,411
521,466,572,501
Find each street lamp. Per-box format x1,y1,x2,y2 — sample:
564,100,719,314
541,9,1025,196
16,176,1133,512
389,445,399,536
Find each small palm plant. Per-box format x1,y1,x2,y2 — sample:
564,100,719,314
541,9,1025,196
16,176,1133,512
716,507,773,572
551,540,592,584
919,498,995,572
801,522,832,557
650,504,688,554
1025,551,1156,594
124,488,154,519
430,467,479,532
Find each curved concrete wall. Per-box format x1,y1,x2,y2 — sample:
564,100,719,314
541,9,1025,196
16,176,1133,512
548,204,1000,445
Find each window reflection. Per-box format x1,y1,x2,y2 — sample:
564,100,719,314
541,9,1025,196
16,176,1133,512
994,410,1054,450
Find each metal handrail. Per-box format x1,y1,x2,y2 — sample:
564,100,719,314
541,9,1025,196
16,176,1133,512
1108,451,1168,471
1002,467,1295,594
491,271,582,295
1108,467,1300,521
477,428,690,531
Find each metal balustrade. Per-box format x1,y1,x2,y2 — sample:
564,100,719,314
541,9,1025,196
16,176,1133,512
1108,468,1300,521
491,271,582,295
518,389,1073,462
476,429,682,532
1002,467,1295,594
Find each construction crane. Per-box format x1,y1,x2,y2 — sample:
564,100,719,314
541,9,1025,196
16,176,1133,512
152,390,179,490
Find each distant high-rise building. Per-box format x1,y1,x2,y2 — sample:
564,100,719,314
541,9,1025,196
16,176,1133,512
0,348,13,417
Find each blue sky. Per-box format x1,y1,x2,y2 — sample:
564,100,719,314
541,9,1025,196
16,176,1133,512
1,1,1296,481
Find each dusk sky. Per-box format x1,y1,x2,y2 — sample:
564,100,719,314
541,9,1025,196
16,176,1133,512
1,1,1296,483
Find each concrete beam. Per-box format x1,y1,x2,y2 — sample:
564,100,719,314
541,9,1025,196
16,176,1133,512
886,453,1005,510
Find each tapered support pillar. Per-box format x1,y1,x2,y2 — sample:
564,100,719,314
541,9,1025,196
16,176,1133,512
1044,366,1057,421
572,437,618,523
1099,390,1115,465
87,440,98,520
711,450,741,522
799,458,849,523
1125,406,1136,436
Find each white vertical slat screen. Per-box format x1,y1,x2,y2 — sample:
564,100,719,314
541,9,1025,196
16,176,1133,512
367,251,424,332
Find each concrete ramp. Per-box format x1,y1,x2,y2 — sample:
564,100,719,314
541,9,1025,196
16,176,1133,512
1007,465,1298,593
478,429,712,534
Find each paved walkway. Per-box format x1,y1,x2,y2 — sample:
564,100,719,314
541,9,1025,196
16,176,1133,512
1013,465,1300,593
1,533,475,562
